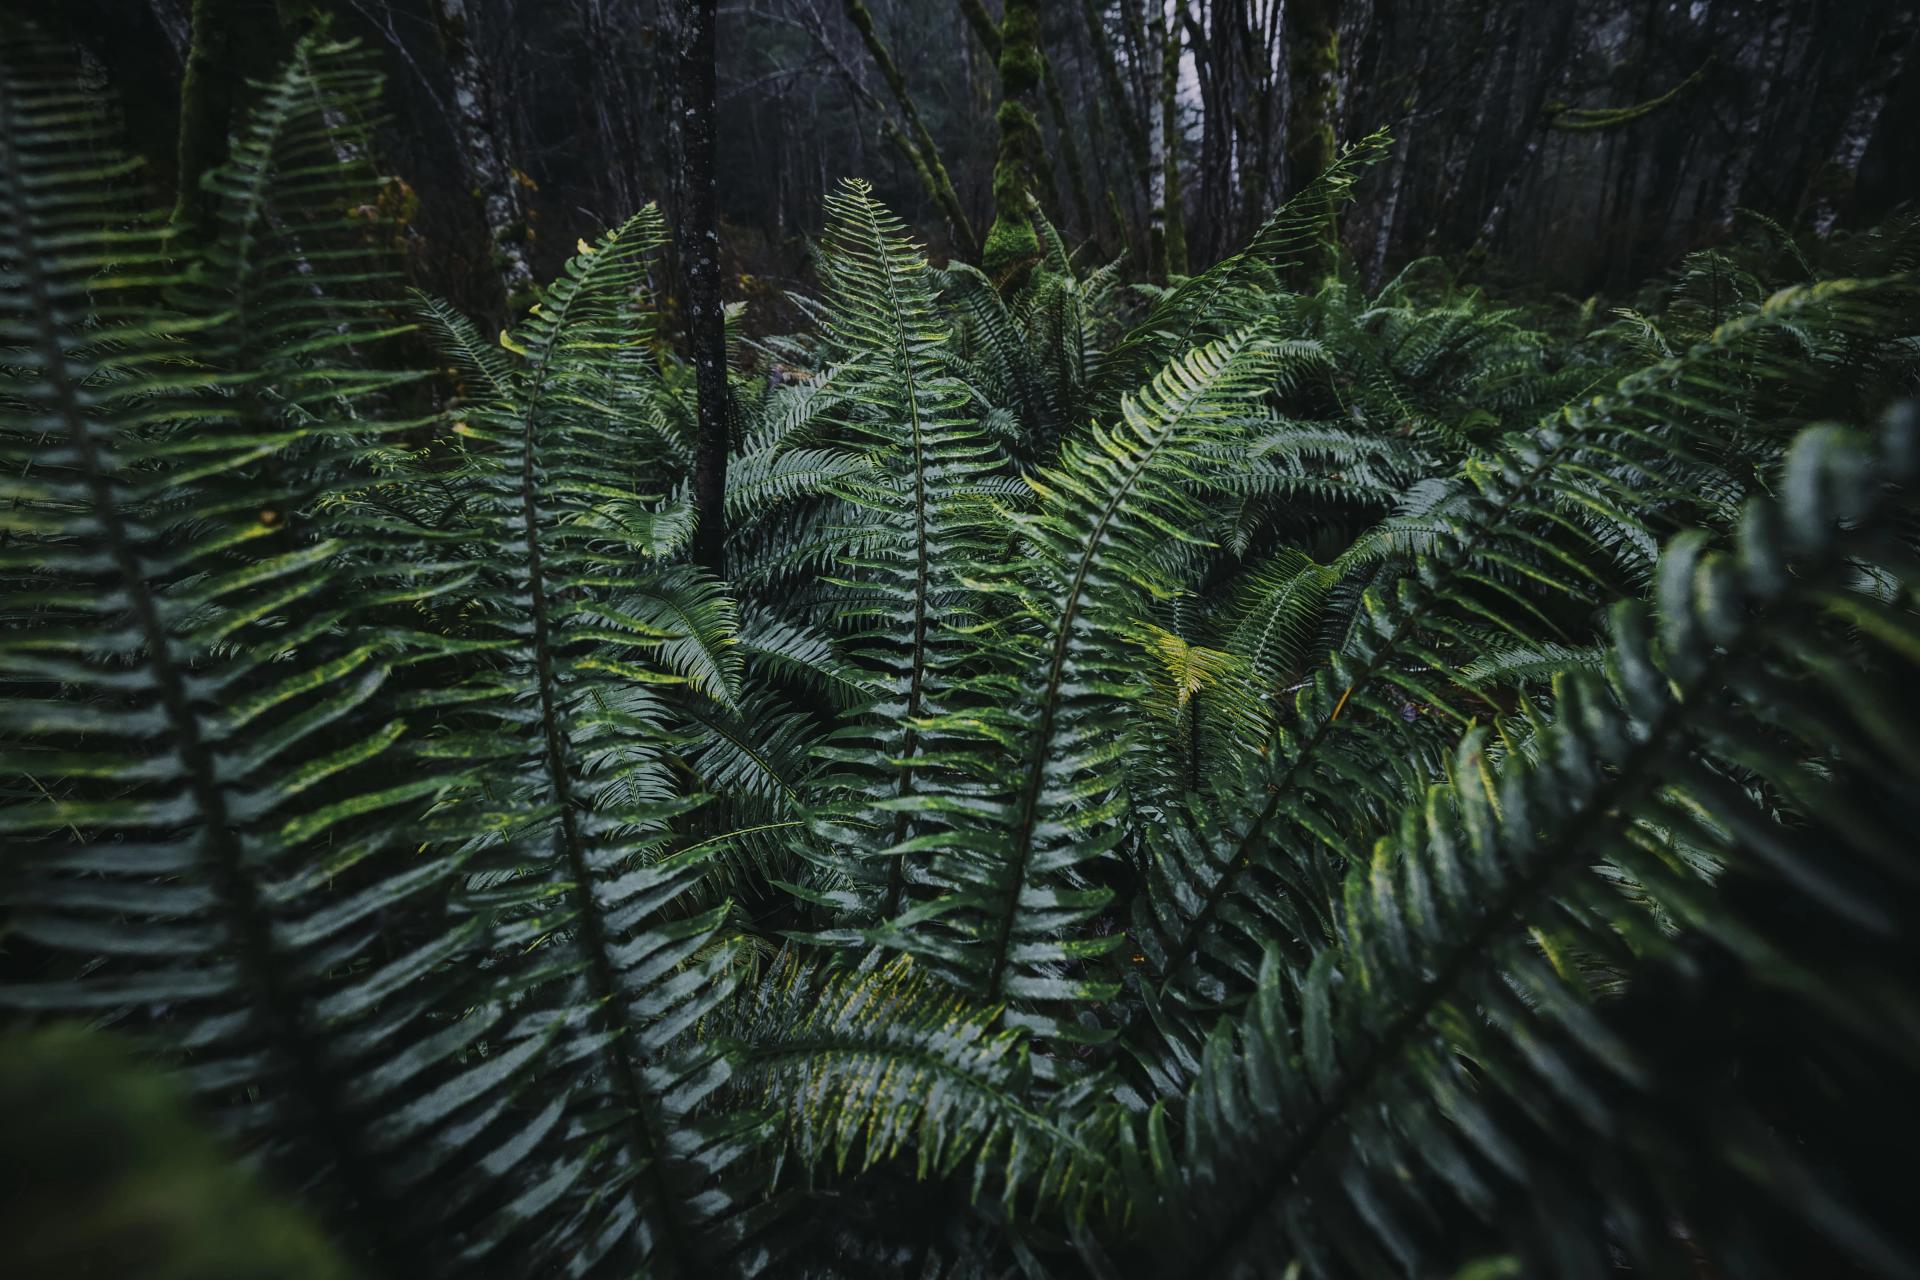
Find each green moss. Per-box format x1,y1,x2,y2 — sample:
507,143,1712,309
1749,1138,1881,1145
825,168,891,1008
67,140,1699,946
1,1028,353,1280
982,212,1039,279
1001,45,1043,97
1548,60,1714,131
984,89,1046,280
999,0,1043,94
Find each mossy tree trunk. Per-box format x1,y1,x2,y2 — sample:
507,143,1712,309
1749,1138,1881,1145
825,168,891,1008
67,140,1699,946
1155,0,1189,278
961,0,1094,248
171,0,287,236
1284,0,1340,200
843,0,978,259
981,0,1051,280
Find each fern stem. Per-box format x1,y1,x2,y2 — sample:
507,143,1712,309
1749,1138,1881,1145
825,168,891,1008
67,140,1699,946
510,288,705,1276
848,191,937,920
985,349,1232,1000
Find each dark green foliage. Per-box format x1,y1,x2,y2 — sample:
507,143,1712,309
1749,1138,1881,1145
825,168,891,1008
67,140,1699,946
6,30,1920,1280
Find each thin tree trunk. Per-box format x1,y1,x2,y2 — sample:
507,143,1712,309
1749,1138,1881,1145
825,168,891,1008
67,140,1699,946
1079,0,1152,179
963,0,1093,244
172,0,284,236
674,0,728,577
844,0,979,258
1156,0,1189,276
1147,25,1167,276
983,0,1052,279
1810,8,1915,234
148,0,191,59
957,0,1000,54
1042,47,1098,244
431,0,535,312
1371,105,1413,287
1284,0,1340,195
1283,0,1340,275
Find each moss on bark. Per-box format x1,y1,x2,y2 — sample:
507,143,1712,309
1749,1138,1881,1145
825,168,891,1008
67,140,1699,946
982,0,1051,281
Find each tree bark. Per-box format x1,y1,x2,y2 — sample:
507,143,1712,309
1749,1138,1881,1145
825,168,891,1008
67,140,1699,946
963,0,1093,246
844,0,979,259
1283,0,1340,277
171,0,285,236
1042,42,1098,245
1283,0,1340,196
674,0,729,577
982,0,1052,279
957,0,1000,55
1156,0,1189,277
1078,0,1152,178
430,0,535,312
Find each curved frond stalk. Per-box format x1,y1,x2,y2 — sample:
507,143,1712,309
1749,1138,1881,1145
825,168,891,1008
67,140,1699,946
806,180,1002,918
418,211,772,1276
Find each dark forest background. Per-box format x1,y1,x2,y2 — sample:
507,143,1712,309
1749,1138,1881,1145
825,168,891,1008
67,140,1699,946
25,0,1920,345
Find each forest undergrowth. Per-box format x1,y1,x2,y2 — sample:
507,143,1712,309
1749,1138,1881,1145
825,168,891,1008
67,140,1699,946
4,28,1920,1280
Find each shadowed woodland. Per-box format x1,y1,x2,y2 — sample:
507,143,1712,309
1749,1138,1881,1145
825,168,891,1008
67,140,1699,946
3,2,1920,1278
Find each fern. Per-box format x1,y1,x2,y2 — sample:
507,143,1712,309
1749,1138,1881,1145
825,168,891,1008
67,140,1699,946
5,36,1919,1280
1123,416,1920,1277
0,30,494,1271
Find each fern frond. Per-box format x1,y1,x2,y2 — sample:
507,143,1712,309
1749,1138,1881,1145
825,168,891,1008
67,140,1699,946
1127,413,1920,1278
803,180,1003,920
1123,271,1920,1057
737,949,1108,1203
1096,129,1392,401
896,326,1287,1041
407,208,777,1274
0,29,501,1272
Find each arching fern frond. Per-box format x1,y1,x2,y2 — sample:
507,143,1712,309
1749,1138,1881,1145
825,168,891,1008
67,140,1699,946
0,28,502,1273
1122,413,1920,1279
1122,271,1920,1067
1095,129,1392,403
803,180,1003,920
736,949,1111,1205
894,326,1286,1043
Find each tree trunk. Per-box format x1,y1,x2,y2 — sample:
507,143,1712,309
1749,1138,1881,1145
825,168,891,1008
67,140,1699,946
957,0,1000,54
1079,0,1152,178
982,0,1052,280
1156,0,1189,277
1810,8,1916,235
1283,0,1340,196
844,0,979,259
430,0,535,313
1283,0,1340,277
966,0,1094,246
171,0,285,236
674,0,729,578
1042,55,1098,246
